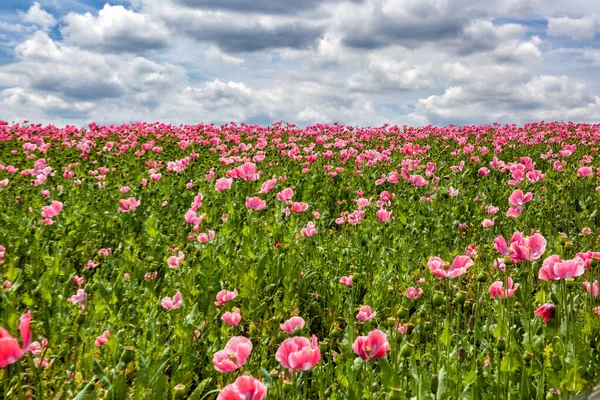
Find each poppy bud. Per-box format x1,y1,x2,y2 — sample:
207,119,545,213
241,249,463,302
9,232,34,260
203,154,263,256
120,347,135,364
456,290,467,305
546,389,560,400
269,369,279,378
431,374,439,395
564,241,573,250
400,343,414,358
503,257,513,265
468,315,475,330
566,279,576,289
458,347,466,361
497,337,506,352
386,317,397,328
76,313,86,325
523,350,533,363
330,328,342,339
433,292,445,308
397,306,410,319
476,272,487,283
318,341,328,352
293,326,303,336
591,257,600,267
173,384,188,399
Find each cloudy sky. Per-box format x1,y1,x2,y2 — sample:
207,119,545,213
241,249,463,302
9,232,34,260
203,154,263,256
0,0,599,127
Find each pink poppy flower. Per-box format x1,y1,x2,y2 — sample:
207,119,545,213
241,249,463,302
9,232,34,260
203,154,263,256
356,305,376,321
448,187,459,197
489,277,519,300
73,276,84,285
494,232,546,263
222,308,242,326
428,255,474,278
258,178,277,194
301,221,317,237
217,376,267,400
487,205,499,215
352,329,390,360
582,281,599,297
246,197,266,210
0,179,8,188
594,307,600,316
376,208,392,222
119,197,140,213
291,202,309,213
215,178,233,192
167,251,185,268
539,255,585,280
213,336,253,373
576,251,600,269
29,338,47,356
161,291,183,309
277,188,294,201
410,175,428,187
395,323,408,334
406,287,423,300
215,290,238,306
534,303,555,324
67,289,87,308
578,166,593,178
506,189,533,218
95,330,110,347
280,316,305,334
276,335,321,371
0,310,32,368
339,275,353,286
41,201,63,219
482,219,495,228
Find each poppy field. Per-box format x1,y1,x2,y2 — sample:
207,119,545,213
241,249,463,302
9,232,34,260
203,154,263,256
1,120,600,399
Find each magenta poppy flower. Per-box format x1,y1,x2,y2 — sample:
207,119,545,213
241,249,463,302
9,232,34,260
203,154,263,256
534,303,555,324
352,329,390,360
280,316,305,334
494,232,546,263
213,336,253,373
217,375,267,400
576,251,600,269
410,175,428,187
0,310,32,368
276,335,321,371
539,255,585,280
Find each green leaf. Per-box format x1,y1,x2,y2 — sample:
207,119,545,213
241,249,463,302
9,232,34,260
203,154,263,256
73,381,95,400
379,357,393,389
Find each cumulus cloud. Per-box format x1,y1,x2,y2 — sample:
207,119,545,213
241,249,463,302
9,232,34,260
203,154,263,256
547,14,600,40
1,0,600,127
21,2,57,31
61,4,170,53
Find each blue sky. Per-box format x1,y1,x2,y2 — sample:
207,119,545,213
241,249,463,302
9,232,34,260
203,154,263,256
0,0,599,127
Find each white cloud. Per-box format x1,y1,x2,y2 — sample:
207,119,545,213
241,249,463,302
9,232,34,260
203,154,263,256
21,2,57,31
61,4,170,53
547,14,600,40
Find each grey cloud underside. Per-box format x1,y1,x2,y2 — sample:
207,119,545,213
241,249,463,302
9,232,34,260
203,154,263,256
171,0,364,14
180,23,325,52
